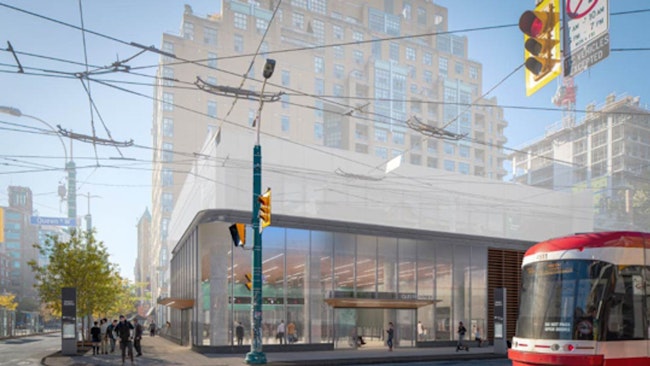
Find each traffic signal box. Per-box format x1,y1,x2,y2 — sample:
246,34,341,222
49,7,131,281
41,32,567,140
519,0,561,96
229,223,246,247
258,188,271,229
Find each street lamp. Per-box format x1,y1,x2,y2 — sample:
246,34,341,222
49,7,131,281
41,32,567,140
245,58,275,365
0,106,76,223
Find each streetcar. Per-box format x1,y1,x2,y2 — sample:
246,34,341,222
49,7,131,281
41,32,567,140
509,231,650,366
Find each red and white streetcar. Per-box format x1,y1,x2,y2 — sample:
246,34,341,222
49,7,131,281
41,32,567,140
509,231,650,366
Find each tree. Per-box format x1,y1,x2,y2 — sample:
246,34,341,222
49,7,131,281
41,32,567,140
0,293,18,311
28,229,129,340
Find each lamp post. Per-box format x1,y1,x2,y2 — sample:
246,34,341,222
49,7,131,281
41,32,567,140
0,106,76,224
79,192,101,232
245,59,275,365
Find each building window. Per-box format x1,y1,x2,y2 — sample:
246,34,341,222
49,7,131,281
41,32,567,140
444,160,455,172
403,3,412,19
455,62,464,75
204,27,217,45
353,31,363,42
389,43,400,62
314,122,323,140
207,52,217,68
162,67,174,86
312,19,325,44
469,66,478,79
281,115,290,132
406,47,416,61
354,50,364,64
162,168,173,186
417,7,426,25
427,140,437,154
234,12,247,30
375,147,388,159
459,145,470,158
282,70,290,86
315,100,323,118
333,25,343,40
410,154,421,165
439,57,448,77
292,0,307,9
424,70,433,83
281,94,290,109
161,218,169,240
423,51,432,66
408,65,416,79
206,76,217,85
334,64,344,79
375,129,388,142
256,18,268,33
310,0,327,14
162,193,173,212
333,84,343,96
163,117,173,137
333,45,344,59
444,142,455,155
393,131,405,145
207,101,217,117
314,56,324,74
292,12,304,29
162,142,173,162
372,39,382,59
315,78,324,95
162,92,173,111
458,162,470,174
234,34,243,53
182,21,194,40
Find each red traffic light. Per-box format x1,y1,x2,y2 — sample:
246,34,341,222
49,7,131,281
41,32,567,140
519,11,544,37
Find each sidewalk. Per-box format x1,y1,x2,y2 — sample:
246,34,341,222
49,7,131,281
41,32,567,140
42,336,506,366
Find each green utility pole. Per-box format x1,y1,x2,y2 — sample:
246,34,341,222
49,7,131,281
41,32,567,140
245,59,275,365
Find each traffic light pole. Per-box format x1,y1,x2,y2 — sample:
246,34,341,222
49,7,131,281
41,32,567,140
245,77,269,365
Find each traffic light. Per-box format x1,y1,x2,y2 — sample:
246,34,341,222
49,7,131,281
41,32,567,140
229,223,246,247
519,0,560,96
258,188,271,229
244,273,252,291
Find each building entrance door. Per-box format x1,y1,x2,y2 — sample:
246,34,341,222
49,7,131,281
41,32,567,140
333,308,416,349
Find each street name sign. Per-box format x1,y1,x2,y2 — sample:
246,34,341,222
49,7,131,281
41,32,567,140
30,216,77,227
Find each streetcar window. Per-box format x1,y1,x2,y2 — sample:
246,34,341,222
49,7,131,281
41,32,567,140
516,260,648,341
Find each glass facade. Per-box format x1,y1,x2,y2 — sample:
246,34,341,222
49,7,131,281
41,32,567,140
171,223,490,349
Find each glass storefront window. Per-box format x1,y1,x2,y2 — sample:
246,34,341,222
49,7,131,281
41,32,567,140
357,236,377,294
436,244,452,340
417,241,435,341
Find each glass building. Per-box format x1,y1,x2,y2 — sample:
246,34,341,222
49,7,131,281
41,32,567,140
164,213,532,350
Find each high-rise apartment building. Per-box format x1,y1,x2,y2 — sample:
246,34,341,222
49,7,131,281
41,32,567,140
150,0,509,319
1,186,38,301
134,208,152,317
511,94,650,230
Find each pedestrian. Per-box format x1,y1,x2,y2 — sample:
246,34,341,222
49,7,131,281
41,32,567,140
287,321,297,343
236,322,244,346
386,322,394,351
276,320,285,344
100,318,110,354
114,315,135,364
107,319,118,353
149,321,156,337
133,318,143,357
417,321,425,341
456,321,468,351
165,321,171,335
90,321,101,355
475,327,484,347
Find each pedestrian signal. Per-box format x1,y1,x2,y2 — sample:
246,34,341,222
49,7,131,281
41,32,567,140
229,223,246,247
244,273,252,291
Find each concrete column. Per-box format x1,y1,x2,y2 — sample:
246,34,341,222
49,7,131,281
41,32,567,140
304,252,322,343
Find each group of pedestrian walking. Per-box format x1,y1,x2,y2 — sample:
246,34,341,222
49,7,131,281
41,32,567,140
90,315,145,364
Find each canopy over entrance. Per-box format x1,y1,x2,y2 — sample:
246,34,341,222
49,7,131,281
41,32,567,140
157,297,195,310
324,298,438,309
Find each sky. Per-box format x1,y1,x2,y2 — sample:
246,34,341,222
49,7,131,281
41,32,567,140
1,0,648,281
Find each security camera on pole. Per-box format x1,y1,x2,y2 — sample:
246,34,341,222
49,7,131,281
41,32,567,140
245,58,275,365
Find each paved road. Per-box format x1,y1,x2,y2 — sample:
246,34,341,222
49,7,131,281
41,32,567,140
0,333,61,366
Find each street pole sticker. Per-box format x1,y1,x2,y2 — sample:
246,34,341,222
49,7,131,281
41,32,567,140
563,0,610,77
